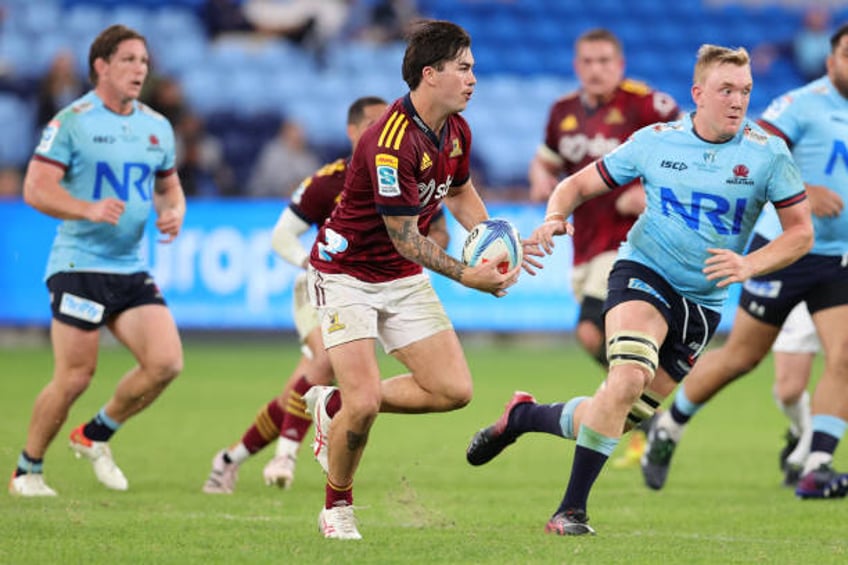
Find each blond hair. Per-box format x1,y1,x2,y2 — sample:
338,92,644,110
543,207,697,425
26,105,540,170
693,44,750,85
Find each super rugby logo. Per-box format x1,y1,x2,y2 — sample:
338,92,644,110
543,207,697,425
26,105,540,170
418,174,453,205
376,153,400,197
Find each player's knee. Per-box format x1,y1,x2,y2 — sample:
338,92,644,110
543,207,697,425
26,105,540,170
56,367,96,400
147,353,183,385
607,331,659,384
444,381,473,410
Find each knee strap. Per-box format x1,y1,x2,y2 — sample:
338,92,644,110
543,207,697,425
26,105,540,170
627,389,663,429
607,331,659,378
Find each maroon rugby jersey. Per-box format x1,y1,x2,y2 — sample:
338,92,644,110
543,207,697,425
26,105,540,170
310,94,470,282
289,158,347,226
541,79,678,265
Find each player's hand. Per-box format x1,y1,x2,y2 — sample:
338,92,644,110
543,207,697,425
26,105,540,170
806,184,844,218
461,252,520,298
530,218,573,255
156,208,184,244
86,198,125,225
521,239,545,275
703,248,752,288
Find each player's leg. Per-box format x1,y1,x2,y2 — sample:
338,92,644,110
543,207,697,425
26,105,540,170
68,302,181,491
772,302,818,485
10,319,100,496
546,299,666,535
264,328,335,489
643,307,779,490
796,302,848,498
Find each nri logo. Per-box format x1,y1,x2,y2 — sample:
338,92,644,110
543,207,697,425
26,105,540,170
660,187,748,234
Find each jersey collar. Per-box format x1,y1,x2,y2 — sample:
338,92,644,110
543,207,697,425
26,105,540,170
402,93,443,147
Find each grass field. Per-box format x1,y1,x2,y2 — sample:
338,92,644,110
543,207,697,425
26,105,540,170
1,336,846,564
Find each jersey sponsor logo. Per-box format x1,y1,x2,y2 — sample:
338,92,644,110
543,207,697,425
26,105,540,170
742,125,768,145
762,95,791,121
316,227,349,261
661,160,688,171
605,108,625,125
59,292,104,324
71,101,94,114
559,114,578,132
626,277,670,308
743,278,782,298
825,140,848,175
557,133,620,162
660,187,748,235
93,161,154,201
93,135,116,144
36,120,60,153
378,112,409,150
418,174,453,205
420,151,432,171
449,138,463,158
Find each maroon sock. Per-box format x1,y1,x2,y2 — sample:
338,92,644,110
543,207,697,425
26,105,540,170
326,389,342,418
325,479,353,508
241,398,286,453
280,375,313,442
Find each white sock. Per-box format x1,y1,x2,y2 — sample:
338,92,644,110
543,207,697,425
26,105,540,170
657,410,685,443
775,389,810,438
802,451,832,476
227,442,251,465
275,437,300,459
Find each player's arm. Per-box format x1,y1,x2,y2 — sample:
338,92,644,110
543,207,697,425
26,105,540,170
704,199,813,287
528,148,561,203
153,171,186,243
427,210,450,250
530,161,612,254
442,178,488,231
271,207,312,268
805,183,844,218
23,159,125,224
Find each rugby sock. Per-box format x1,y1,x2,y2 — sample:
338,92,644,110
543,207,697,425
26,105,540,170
325,479,353,508
279,375,313,443
803,415,847,475
506,401,562,436
225,443,251,465
15,451,43,477
82,407,121,442
326,389,342,418
241,397,286,453
774,389,810,437
665,386,703,438
558,425,618,512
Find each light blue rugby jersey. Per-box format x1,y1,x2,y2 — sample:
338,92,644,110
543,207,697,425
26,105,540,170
760,76,848,256
599,113,805,311
34,91,176,278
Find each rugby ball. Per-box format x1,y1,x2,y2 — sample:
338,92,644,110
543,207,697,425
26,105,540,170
461,218,523,273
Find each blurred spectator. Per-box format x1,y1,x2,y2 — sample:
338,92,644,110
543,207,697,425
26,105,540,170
247,119,320,197
35,50,86,129
141,75,187,125
241,0,350,62
202,0,256,39
175,113,237,197
0,166,23,199
752,7,832,82
345,0,420,43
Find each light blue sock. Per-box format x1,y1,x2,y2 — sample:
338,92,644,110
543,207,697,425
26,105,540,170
575,425,620,456
559,396,589,439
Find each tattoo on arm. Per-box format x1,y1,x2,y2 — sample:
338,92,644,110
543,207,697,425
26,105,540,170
386,217,466,281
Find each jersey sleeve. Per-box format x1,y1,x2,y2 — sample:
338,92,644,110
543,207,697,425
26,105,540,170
766,145,806,207
759,94,804,145
33,114,74,168
597,128,647,188
370,115,421,215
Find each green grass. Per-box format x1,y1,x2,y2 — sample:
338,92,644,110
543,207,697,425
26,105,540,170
1,337,846,564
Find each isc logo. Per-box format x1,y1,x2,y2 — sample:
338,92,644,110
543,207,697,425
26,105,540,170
93,162,153,201
660,187,748,234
